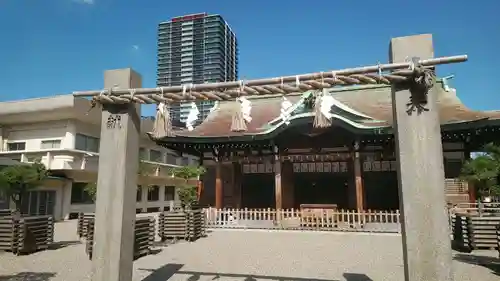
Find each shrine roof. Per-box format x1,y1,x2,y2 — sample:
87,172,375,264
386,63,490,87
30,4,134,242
151,81,500,143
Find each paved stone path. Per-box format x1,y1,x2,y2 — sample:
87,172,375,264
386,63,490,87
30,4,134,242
0,221,498,281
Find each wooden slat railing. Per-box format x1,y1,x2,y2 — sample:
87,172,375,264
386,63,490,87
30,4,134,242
85,216,156,260
204,208,401,233
0,210,54,255
0,210,19,252
77,213,95,239
496,225,500,257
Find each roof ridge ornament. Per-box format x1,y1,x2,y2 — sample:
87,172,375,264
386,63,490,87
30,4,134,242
324,90,375,120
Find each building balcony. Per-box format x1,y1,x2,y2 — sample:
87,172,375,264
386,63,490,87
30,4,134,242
0,148,182,180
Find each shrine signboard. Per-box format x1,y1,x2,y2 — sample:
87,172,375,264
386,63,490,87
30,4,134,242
293,161,349,173
362,160,398,172
242,162,275,174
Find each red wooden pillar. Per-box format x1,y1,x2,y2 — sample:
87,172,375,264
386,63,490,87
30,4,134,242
233,162,242,208
275,159,282,210
353,156,364,211
196,180,203,201
464,148,476,203
274,146,283,210
353,141,364,211
215,162,223,209
468,182,476,203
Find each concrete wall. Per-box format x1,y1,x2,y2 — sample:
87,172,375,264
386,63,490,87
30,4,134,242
69,185,181,215
0,96,199,221
2,121,72,151
6,181,182,221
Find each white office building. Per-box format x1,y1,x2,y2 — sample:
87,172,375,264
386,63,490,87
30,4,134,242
0,95,197,220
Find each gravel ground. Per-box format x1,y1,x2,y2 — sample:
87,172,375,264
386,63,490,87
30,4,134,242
0,220,499,281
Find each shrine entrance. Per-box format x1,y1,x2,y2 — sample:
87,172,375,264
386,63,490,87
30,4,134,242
73,34,467,281
292,161,351,209
362,158,399,210
240,162,276,208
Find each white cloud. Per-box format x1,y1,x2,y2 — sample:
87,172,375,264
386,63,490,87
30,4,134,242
132,45,139,50
74,0,94,5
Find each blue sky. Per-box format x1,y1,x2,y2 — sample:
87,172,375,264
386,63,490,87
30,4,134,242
0,0,498,117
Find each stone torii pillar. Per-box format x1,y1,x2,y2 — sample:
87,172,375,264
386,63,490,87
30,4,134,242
390,35,453,281
91,69,141,281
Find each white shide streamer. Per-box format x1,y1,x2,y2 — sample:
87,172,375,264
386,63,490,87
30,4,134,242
185,102,200,131
320,93,335,120
209,101,219,113
280,96,293,125
239,97,252,123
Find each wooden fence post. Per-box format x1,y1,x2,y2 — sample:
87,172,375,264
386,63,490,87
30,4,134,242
91,69,141,281
390,34,453,281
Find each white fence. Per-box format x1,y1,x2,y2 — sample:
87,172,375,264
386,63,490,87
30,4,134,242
204,208,401,233
121,204,500,235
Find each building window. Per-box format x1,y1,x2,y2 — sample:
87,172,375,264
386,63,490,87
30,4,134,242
20,190,56,216
75,134,99,152
0,190,9,209
136,185,142,202
139,148,147,160
166,153,178,165
146,207,160,213
182,157,189,166
7,142,25,151
9,155,21,161
149,150,163,163
165,186,176,201
41,139,61,149
70,182,94,204
147,185,160,201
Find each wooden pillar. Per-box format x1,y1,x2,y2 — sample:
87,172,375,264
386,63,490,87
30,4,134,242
233,162,242,208
464,148,476,203
353,141,364,211
390,34,453,281
92,69,141,281
468,181,477,203
274,152,282,210
196,180,203,201
215,161,223,209
281,160,294,208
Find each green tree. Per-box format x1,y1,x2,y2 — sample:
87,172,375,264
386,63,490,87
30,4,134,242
171,165,206,208
460,143,500,199
83,182,98,202
83,161,157,202
137,161,154,176
0,161,48,211
83,182,142,203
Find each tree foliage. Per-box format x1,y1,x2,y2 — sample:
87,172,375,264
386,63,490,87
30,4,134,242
0,161,48,211
171,165,206,207
83,160,152,202
84,182,98,202
79,162,206,207
138,161,153,176
460,143,500,198
171,165,206,180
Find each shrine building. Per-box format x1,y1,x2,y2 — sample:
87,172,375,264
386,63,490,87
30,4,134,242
150,82,500,211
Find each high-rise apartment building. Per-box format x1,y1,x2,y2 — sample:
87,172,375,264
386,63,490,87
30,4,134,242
157,13,238,123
